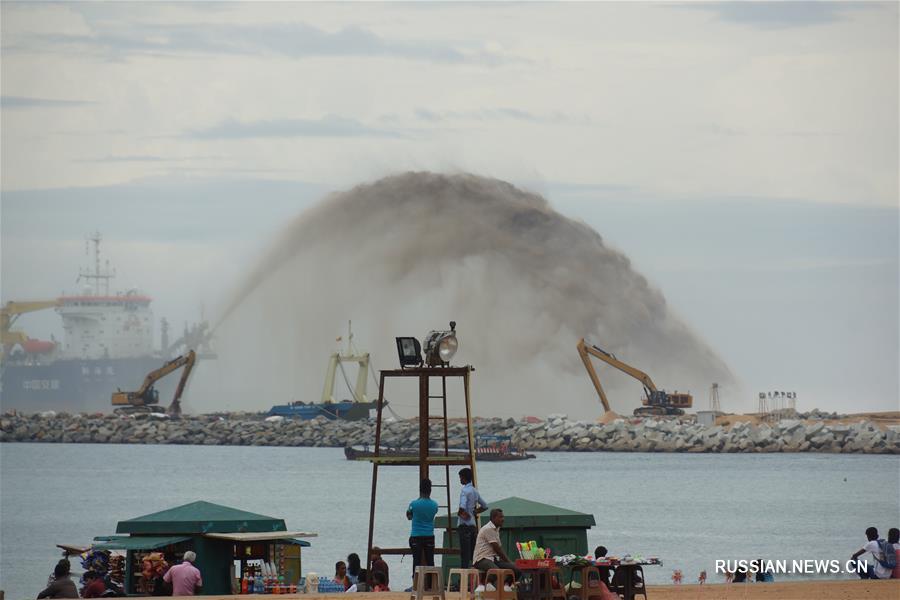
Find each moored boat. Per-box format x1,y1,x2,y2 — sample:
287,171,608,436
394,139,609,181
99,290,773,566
344,435,536,462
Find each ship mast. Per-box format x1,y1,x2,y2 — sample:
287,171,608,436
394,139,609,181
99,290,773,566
77,232,116,296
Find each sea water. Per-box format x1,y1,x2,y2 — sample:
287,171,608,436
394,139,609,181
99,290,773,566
1,443,897,598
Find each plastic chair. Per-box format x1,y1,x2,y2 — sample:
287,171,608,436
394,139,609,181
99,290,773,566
608,565,645,600
484,569,517,600
631,566,647,600
447,568,482,600
518,567,554,600
569,566,607,600
549,566,567,600
410,566,445,600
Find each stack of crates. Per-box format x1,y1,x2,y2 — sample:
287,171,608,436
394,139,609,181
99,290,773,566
317,581,347,594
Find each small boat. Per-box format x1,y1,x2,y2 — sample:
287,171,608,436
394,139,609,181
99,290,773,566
344,435,536,462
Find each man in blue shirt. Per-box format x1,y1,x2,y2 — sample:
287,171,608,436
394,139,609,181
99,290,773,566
457,467,489,569
407,478,439,579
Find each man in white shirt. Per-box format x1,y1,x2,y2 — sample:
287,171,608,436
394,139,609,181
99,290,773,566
850,527,892,579
473,509,519,589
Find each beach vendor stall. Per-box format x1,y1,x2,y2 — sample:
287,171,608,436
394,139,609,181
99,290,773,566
436,496,596,578
88,501,315,595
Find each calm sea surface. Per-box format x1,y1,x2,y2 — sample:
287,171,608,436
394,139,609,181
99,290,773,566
1,444,898,599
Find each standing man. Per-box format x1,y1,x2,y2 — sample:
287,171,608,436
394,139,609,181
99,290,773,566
473,508,519,589
457,467,488,569
163,550,203,595
850,527,893,580
407,478,439,580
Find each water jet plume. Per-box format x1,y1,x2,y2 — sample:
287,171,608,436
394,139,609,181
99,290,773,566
209,172,734,419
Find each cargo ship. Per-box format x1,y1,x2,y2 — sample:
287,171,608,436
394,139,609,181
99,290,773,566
0,233,207,414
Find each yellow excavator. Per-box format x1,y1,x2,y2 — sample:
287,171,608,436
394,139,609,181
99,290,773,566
577,338,692,417
111,350,196,415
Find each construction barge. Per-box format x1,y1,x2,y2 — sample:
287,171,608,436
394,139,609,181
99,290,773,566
345,435,536,462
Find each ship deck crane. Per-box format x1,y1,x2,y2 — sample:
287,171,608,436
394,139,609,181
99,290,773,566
577,338,692,417
111,350,196,415
1,300,61,359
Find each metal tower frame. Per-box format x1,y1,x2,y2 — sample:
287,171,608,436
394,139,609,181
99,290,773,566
364,365,478,580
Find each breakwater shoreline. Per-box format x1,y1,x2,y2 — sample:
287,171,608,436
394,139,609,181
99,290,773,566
2,412,898,454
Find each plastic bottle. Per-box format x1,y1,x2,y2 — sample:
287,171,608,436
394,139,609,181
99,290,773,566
248,574,255,594
241,576,249,594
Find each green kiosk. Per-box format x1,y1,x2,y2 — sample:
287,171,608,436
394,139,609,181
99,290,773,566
435,496,596,577
92,501,314,594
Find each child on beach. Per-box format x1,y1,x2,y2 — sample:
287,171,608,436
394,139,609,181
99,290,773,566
373,571,390,592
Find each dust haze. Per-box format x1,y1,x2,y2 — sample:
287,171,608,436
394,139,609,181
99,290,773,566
196,172,734,419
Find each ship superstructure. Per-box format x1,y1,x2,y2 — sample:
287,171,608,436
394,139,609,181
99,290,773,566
0,233,179,414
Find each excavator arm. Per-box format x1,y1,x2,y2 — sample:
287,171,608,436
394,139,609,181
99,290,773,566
167,350,196,416
578,338,659,396
576,338,612,413
577,338,691,417
112,350,196,414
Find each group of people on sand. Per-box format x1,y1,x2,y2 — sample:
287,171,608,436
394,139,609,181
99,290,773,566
36,553,202,598
333,550,391,592
851,526,900,580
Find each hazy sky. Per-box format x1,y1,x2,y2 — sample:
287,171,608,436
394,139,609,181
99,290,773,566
1,2,897,415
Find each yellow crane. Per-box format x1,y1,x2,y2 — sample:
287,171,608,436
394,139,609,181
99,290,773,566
1,300,61,360
577,338,692,417
111,350,196,415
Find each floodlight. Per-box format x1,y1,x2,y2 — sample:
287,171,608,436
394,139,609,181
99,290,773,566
423,321,458,367
396,337,422,368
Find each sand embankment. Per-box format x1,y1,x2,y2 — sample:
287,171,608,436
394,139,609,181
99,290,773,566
133,580,899,600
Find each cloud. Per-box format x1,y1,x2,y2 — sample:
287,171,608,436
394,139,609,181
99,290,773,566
412,107,569,124
0,95,93,109
73,155,170,163
185,115,408,140
6,21,468,63
686,2,866,29
72,155,227,163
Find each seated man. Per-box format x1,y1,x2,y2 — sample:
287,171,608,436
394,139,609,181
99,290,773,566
593,545,614,586
472,508,519,590
850,527,894,580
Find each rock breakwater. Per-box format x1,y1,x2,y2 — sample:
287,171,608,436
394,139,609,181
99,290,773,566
1,412,897,454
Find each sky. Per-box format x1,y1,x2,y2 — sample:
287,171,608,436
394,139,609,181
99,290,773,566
1,1,897,416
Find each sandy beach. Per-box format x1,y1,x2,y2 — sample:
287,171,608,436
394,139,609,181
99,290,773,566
144,580,899,600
